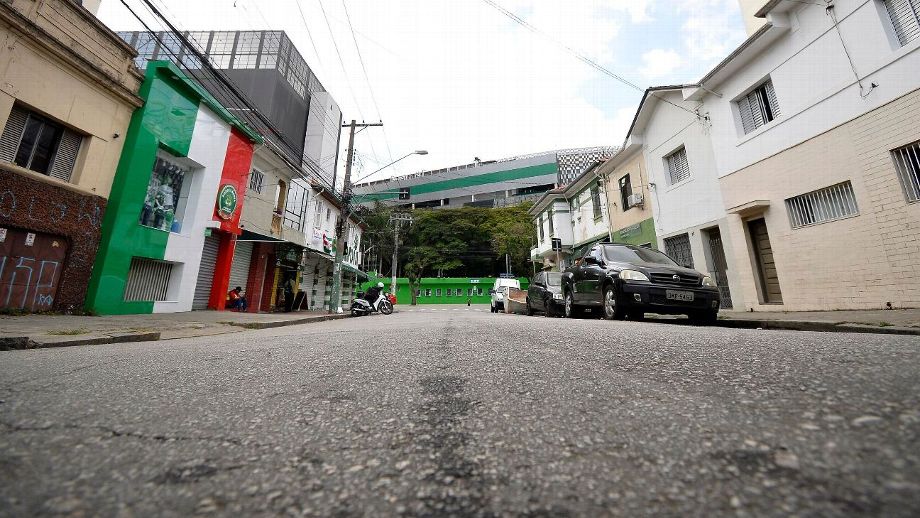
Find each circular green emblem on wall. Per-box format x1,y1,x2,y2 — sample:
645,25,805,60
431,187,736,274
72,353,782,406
216,184,238,220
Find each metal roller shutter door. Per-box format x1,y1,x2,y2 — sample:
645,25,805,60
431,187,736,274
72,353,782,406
228,241,253,292
192,234,221,310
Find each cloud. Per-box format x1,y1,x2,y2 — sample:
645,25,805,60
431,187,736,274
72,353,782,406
639,49,682,79
677,0,747,66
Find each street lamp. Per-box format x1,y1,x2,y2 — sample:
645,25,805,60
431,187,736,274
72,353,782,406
351,150,428,186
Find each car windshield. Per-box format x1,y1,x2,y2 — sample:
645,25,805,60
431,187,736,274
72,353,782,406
545,273,562,286
602,245,679,266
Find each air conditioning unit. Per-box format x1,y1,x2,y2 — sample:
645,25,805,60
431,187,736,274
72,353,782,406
627,193,644,208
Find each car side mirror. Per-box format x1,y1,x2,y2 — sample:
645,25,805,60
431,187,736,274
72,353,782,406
584,256,599,265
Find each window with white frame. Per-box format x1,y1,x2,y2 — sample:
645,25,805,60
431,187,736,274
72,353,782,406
884,0,920,46
248,168,264,193
591,184,602,219
785,181,859,229
548,210,554,235
737,79,781,134
0,104,83,181
665,147,691,185
538,215,544,241
892,140,920,202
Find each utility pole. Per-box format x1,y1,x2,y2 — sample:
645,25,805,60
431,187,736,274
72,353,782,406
329,119,383,313
389,212,413,295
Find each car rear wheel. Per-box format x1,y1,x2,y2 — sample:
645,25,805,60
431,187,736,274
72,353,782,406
603,285,625,320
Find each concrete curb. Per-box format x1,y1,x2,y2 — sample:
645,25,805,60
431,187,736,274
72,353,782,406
227,313,350,330
1,331,161,350
714,319,920,336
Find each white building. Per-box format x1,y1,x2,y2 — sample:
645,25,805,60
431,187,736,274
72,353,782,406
690,0,920,310
628,86,744,310
529,163,614,270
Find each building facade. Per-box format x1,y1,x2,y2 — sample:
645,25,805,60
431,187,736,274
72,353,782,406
626,86,742,310
0,0,143,312
598,139,658,249
117,30,342,190
353,147,615,210
85,61,261,314
696,0,920,311
529,160,617,271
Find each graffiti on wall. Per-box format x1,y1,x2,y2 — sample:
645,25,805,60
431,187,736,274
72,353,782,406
0,227,69,311
0,190,103,236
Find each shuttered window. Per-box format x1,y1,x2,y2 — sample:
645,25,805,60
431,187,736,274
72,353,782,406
885,0,920,46
737,79,780,134
0,105,82,181
785,181,859,229
665,147,691,185
892,140,920,202
124,258,173,302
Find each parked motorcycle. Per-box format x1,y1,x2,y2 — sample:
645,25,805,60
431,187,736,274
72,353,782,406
351,290,394,316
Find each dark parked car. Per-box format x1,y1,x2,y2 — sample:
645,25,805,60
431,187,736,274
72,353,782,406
561,243,721,323
526,271,564,316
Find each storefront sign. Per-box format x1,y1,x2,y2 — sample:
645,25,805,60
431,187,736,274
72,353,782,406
216,184,238,220
619,222,642,238
25,232,35,246
0,228,6,243
469,279,480,284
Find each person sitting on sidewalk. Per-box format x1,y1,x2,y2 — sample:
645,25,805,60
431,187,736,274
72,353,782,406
227,286,248,311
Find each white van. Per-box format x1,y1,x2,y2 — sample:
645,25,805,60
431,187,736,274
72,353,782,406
489,277,521,313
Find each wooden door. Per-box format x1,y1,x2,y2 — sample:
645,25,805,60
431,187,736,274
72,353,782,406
747,219,783,304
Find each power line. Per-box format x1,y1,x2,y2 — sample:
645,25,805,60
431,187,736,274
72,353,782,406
125,0,339,194
291,0,327,78
480,0,700,117
341,0,395,165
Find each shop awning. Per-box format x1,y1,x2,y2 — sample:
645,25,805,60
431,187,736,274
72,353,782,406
236,229,285,243
343,263,369,282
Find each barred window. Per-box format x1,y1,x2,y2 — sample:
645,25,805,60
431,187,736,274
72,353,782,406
892,140,920,202
785,181,859,229
665,147,691,185
663,233,693,268
249,169,264,193
884,0,920,46
737,79,780,134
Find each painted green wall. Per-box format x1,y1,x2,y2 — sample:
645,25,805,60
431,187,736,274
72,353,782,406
360,276,530,305
359,162,557,202
86,63,201,314
611,217,657,248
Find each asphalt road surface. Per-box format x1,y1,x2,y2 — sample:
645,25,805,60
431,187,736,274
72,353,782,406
2,306,919,517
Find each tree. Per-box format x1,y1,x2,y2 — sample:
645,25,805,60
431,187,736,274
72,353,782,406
486,203,536,276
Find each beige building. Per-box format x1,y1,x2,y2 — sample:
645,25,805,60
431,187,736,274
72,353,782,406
0,0,143,311
698,0,920,311
598,138,658,251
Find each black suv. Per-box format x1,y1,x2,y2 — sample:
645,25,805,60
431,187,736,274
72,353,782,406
561,243,721,323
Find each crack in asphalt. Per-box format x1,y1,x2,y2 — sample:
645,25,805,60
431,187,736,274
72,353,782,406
0,420,244,445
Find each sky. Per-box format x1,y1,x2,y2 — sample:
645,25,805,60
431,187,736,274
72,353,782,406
98,0,748,183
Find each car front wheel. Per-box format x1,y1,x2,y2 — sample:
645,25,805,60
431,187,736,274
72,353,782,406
564,291,578,318
689,310,718,325
603,285,625,320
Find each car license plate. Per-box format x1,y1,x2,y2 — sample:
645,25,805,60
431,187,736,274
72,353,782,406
666,290,694,302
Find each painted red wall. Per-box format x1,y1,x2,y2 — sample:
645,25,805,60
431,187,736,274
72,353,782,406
208,128,256,310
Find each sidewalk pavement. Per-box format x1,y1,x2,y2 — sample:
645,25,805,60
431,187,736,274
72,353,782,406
0,309,348,350
714,308,920,336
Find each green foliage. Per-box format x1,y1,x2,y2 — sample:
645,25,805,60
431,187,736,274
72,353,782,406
359,203,537,292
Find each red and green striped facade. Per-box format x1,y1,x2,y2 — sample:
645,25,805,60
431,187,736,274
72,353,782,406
86,62,261,315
